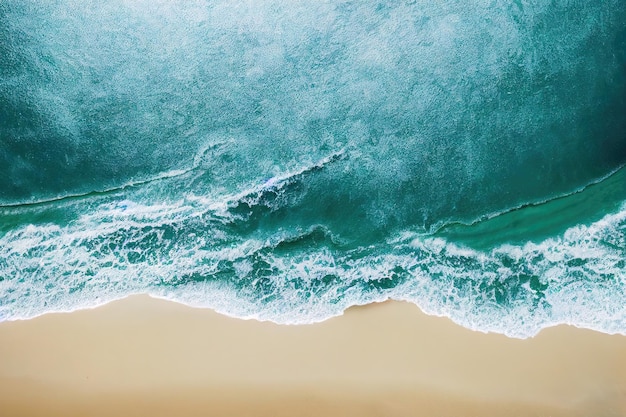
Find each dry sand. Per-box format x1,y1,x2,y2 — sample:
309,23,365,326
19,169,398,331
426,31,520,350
0,295,624,416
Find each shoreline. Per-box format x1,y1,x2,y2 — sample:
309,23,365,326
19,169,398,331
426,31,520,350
5,293,625,339
1,295,624,416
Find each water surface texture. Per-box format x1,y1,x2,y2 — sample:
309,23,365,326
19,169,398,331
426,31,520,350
1,0,625,337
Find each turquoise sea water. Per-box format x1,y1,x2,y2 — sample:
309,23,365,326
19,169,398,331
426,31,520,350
1,0,625,337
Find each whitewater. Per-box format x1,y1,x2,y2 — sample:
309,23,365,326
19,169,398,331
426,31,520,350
1,0,625,338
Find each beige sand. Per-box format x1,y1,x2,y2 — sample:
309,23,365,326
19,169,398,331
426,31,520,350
0,295,624,416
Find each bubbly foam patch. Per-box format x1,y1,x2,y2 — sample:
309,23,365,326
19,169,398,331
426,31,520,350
1,164,624,338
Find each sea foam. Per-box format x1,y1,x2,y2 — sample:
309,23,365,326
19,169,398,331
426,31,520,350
1,0,625,338
1,165,624,338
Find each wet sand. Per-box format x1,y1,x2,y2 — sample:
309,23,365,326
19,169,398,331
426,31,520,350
0,295,624,416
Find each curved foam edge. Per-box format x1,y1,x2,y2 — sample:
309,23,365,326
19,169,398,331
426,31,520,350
0,168,194,210
430,163,626,234
0,176,624,339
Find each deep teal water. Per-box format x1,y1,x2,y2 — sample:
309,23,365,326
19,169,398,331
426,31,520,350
1,0,625,337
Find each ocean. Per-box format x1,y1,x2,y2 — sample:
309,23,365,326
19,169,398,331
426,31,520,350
1,0,625,338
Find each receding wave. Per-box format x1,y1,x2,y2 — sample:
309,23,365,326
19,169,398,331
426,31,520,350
1,0,625,338
0,159,624,338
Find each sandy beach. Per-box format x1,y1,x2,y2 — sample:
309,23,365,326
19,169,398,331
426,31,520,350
0,295,624,417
